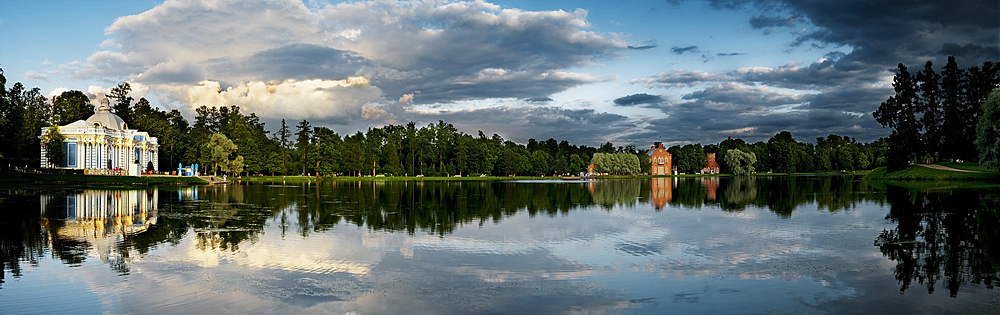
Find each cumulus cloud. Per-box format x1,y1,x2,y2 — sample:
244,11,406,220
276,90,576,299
185,78,382,122
23,71,49,81
398,93,415,105
136,61,205,85
67,0,626,126
84,84,148,106
47,87,70,99
630,70,728,88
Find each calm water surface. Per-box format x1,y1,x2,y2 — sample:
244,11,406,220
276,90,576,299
2,176,998,314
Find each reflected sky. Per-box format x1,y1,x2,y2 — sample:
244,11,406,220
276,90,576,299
2,177,998,314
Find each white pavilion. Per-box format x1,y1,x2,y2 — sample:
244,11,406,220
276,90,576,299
39,98,158,176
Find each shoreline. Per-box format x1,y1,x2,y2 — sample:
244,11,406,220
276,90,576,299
863,164,1000,181
5,170,884,186
1,171,210,186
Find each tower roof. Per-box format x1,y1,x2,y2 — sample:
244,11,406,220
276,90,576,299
86,98,128,130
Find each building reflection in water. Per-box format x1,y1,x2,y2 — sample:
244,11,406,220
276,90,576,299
649,177,673,209
177,186,198,201
700,177,720,200
40,189,158,263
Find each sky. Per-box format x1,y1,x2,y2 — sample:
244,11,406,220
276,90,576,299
1,0,997,147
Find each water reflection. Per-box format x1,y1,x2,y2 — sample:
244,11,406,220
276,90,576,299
0,188,159,282
41,189,158,268
649,177,673,209
2,177,1000,314
875,186,1000,297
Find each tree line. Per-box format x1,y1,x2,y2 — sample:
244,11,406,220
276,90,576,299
873,56,1000,171
3,68,893,176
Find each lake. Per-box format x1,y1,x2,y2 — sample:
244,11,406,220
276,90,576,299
2,176,998,314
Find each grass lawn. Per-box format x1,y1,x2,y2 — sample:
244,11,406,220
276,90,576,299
881,179,1000,191
1,171,209,185
865,165,1000,181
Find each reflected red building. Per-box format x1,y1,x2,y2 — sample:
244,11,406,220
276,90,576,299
650,177,673,209
700,177,720,200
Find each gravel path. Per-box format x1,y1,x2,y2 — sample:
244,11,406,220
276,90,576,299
917,164,985,173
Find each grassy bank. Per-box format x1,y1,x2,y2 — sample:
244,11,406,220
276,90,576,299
864,164,1000,181
236,171,874,183
1,171,209,185
236,175,563,183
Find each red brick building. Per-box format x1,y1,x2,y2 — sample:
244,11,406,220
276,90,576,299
701,153,721,174
649,144,672,175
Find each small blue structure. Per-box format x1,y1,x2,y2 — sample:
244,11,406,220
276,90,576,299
177,163,200,176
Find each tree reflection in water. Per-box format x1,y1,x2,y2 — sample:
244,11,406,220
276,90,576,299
874,185,1000,297
3,177,999,297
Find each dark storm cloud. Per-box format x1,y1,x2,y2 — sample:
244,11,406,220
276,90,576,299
939,43,1000,63
748,14,805,36
523,97,554,103
681,83,804,108
671,46,700,55
749,15,804,29
207,44,372,81
735,0,995,142
804,86,892,112
630,70,727,88
732,60,885,90
644,98,881,145
635,0,997,145
772,0,999,66
629,76,888,145
613,93,664,106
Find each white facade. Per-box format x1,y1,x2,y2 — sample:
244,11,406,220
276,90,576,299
40,99,158,176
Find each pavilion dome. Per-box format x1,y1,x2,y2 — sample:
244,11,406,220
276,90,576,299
86,98,128,130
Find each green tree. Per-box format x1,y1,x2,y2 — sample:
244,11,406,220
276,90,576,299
0,79,28,164
590,152,640,175
276,119,291,175
530,150,551,176
874,63,922,171
295,120,312,175
916,61,942,160
724,149,756,176
206,133,238,176
767,131,806,173
975,88,1000,170
41,125,65,167
107,82,134,125
313,127,343,176
51,90,92,125
342,132,365,176
229,155,245,175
